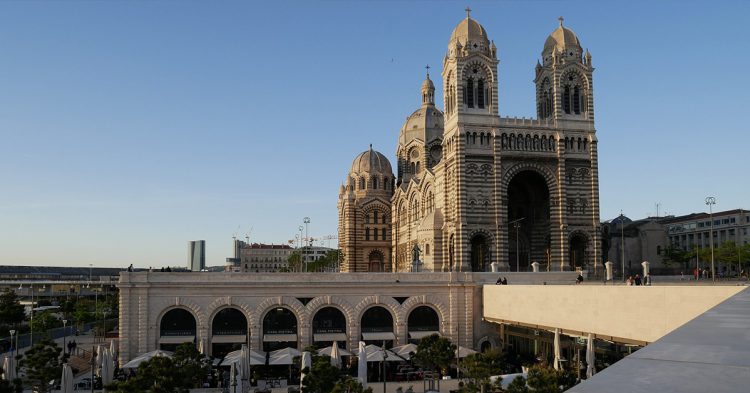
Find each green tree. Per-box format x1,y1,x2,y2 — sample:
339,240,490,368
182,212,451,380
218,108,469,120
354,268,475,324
287,251,303,272
0,367,22,393
30,311,60,334
18,338,61,393
331,376,373,393
524,365,576,393
308,250,341,272
106,343,208,393
413,334,456,376
0,290,26,328
505,375,530,393
301,354,342,393
460,350,508,393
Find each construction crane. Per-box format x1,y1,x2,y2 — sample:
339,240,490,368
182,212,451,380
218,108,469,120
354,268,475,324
321,235,338,249
244,226,253,245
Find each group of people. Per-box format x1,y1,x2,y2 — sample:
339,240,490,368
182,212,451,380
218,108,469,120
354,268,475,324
626,273,651,286
495,277,508,285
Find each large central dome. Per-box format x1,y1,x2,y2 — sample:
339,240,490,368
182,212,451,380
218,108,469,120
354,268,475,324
350,146,393,176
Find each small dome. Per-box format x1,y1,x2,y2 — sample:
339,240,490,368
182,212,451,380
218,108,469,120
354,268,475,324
544,18,581,54
402,106,444,134
448,14,490,50
350,146,393,176
421,75,435,92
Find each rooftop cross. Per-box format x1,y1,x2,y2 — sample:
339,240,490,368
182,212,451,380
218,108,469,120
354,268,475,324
558,16,564,26
465,6,471,18
425,64,430,76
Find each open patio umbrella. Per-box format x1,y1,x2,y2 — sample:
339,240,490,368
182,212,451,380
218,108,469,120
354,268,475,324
586,333,596,378
269,347,301,365
223,349,267,367
330,341,342,368
358,344,402,362
60,363,74,393
455,346,478,358
553,328,561,371
300,351,312,391
357,341,367,388
318,345,353,357
391,343,418,360
121,349,174,369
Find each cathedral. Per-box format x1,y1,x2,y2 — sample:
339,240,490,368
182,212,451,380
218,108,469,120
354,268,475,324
338,11,601,273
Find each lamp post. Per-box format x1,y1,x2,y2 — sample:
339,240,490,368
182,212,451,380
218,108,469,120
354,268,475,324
63,319,68,355
705,197,716,282
509,218,525,272
90,346,97,393
298,226,304,272
620,213,625,282
30,283,34,346
304,217,311,272
381,341,387,393
9,329,16,375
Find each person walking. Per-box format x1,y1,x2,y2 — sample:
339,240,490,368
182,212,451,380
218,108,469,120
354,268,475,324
634,274,642,286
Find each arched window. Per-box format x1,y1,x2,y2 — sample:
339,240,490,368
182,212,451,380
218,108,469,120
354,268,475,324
359,178,365,190
563,85,571,114
373,210,378,223
372,177,378,189
373,228,378,241
425,243,430,255
573,86,581,114
477,79,485,109
365,214,369,224
382,228,386,240
365,227,370,241
382,214,387,224
466,77,474,108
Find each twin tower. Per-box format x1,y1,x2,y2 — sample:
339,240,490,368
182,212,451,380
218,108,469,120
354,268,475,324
338,12,600,273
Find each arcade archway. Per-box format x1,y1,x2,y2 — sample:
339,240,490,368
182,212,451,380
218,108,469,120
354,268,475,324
407,306,440,343
312,307,347,348
262,307,298,352
211,307,247,358
361,306,395,348
159,308,196,351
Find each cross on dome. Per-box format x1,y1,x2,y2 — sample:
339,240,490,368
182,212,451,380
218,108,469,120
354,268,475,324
425,64,430,76
465,6,471,18
558,16,564,26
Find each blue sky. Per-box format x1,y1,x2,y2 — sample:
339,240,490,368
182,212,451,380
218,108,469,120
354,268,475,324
1,1,748,268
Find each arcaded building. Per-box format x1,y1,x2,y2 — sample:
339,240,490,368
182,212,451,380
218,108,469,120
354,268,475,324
341,12,601,273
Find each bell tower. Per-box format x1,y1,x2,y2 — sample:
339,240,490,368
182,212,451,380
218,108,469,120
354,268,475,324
535,17,594,121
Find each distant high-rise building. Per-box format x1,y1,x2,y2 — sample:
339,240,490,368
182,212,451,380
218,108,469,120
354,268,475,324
188,240,206,271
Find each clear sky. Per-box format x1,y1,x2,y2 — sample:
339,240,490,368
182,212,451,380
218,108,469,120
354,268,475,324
1,1,748,268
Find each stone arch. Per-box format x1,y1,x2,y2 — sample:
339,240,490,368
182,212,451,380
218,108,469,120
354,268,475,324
477,335,500,352
157,305,201,334
306,296,355,326
254,296,309,330
206,296,255,328
501,163,559,196
160,297,206,329
569,230,590,270
400,295,448,332
354,295,402,327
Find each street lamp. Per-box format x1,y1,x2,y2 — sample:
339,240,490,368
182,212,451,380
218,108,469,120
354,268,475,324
509,218,525,272
620,213,626,282
381,341,387,393
9,329,16,375
705,197,716,283
304,217,311,272
63,319,68,355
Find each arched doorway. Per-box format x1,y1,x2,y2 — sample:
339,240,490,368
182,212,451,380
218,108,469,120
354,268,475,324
360,306,395,348
507,170,551,271
470,234,490,272
407,306,440,343
262,307,298,352
211,308,248,358
569,233,588,270
312,307,347,349
368,250,384,272
159,308,196,351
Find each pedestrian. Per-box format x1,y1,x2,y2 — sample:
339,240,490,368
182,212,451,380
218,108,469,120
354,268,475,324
576,273,583,284
645,273,652,286
626,276,633,286
502,277,508,285
127,264,133,272
496,276,503,285
680,271,684,281
634,274,642,286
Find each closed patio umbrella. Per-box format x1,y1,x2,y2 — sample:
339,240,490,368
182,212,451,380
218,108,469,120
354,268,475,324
357,341,367,388
553,328,561,371
586,333,596,378
60,363,74,393
330,341,341,368
300,351,312,391
1,356,12,381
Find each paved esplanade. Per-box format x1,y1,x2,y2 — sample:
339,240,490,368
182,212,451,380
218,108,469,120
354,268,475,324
567,286,750,393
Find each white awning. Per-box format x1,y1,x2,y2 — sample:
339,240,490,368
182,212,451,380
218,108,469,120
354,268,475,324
361,332,396,341
314,333,347,342
263,334,298,342
408,331,440,339
159,336,194,344
211,335,246,343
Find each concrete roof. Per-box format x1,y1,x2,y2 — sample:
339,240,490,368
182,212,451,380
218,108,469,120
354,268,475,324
568,286,750,393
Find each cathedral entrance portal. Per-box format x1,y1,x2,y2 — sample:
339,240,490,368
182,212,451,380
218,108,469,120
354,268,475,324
507,170,551,270
569,233,587,270
470,234,490,272
368,250,384,272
